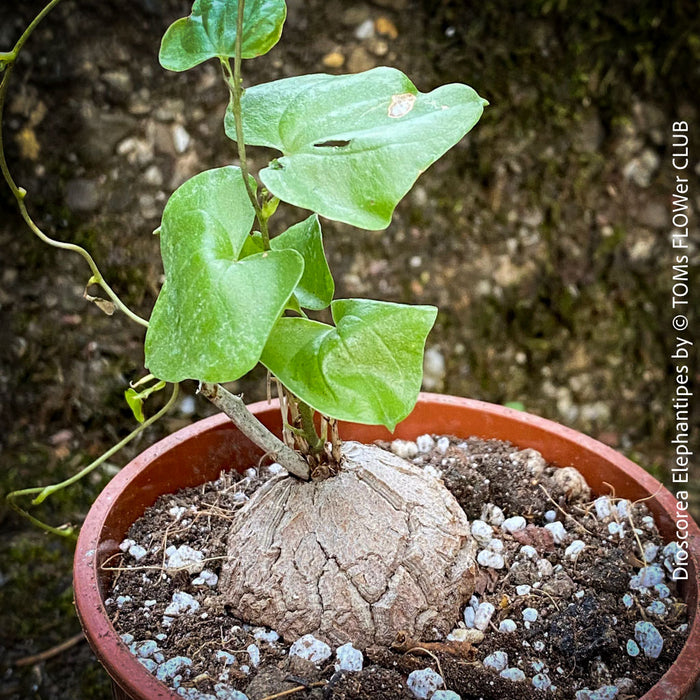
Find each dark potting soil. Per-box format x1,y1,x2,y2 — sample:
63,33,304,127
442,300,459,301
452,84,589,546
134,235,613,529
105,436,690,700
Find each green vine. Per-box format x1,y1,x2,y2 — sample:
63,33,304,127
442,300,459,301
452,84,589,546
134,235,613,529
7,384,180,539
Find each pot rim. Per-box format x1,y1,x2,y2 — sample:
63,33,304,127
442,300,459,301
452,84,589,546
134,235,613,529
74,394,700,700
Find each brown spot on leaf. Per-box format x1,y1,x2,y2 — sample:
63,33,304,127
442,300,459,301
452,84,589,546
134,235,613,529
388,93,416,118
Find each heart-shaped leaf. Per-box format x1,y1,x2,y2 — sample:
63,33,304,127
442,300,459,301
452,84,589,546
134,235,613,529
145,167,304,382
225,67,487,229
261,299,437,430
160,0,287,72
242,215,333,310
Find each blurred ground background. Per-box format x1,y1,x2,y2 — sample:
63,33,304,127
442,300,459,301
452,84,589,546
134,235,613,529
0,0,698,697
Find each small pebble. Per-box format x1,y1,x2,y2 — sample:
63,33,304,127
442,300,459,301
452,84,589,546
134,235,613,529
646,600,666,617
192,569,218,587
172,124,191,153
436,437,451,454
165,545,205,575
622,593,634,609
416,434,435,453
533,641,545,652
643,542,659,562
500,668,526,682
532,673,552,690
487,538,504,552
390,439,418,459
289,634,331,664
616,500,630,518
116,595,132,609
474,602,495,631
499,619,517,633
128,543,148,560
502,516,527,533
214,686,248,700
483,651,508,671
607,522,624,538
134,640,159,659
575,685,619,700
481,503,505,526
215,651,236,666
447,628,484,644
156,656,192,682
471,520,494,545
536,559,554,578
522,608,539,622
544,510,557,523
431,692,461,700
565,540,585,560
626,640,640,657
335,643,363,672
516,584,532,596
519,545,538,560
477,549,505,569
406,668,444,699
634,621,664,659
629,565,665,590
654,583,670,599
164,591,200,619
246,644,260,667
544,521,567,544
253,628,279,644
138,658,158,673
594,497,612,520
463,606,475,628
120,633,135,645
641,515,655,530
354,18,375,40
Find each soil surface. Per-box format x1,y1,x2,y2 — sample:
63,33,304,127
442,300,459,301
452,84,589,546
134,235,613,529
108,436,689,700
1,1,699,698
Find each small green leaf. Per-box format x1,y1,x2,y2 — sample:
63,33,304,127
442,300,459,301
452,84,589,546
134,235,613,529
261,299,437,430
145,167,304,382
124,380,166,423
125,388,146,423
270,215,333,310
226,67,487,229
160,0,287,72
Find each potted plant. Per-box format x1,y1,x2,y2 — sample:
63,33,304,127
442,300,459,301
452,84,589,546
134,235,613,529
2,1,698,699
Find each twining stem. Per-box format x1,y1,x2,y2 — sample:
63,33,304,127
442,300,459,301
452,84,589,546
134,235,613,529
7,383,180,539
0,0,148,328
199,383,310,481
221,0,324,454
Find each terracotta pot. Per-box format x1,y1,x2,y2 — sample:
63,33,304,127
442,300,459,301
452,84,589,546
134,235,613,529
74,394,700,700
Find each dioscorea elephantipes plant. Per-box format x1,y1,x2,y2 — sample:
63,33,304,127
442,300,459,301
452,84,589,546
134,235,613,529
2,0,485,601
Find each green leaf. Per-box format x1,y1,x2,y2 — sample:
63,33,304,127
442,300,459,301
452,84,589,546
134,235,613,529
225,67,487,229
239,216,334,310
160,0,287,72
125,388,146,423
124,380,167,423
261,299,437,430
144,167,304,382
271,215,333,310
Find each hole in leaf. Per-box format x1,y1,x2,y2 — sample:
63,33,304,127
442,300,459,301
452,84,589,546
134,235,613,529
313,139,351,148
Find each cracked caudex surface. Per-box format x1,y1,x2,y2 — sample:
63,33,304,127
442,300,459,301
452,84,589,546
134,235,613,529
219,442,477,648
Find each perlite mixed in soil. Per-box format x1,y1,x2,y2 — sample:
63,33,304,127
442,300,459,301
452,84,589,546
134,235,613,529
105,436,689,700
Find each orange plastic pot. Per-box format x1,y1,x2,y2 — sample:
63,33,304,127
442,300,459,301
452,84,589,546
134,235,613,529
74,394,700,700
